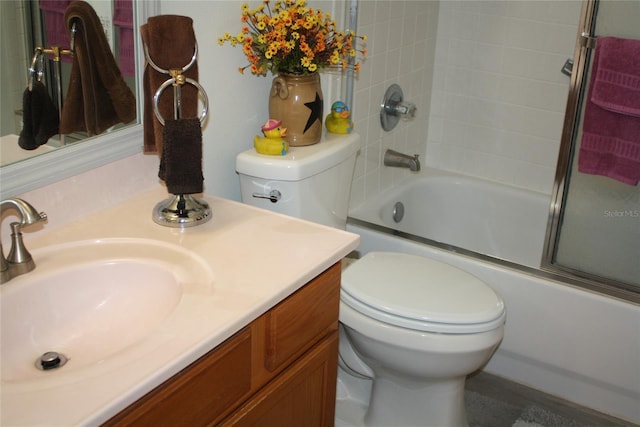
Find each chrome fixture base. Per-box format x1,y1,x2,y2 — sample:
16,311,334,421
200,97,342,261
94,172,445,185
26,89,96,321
1,198,47,284
380,84,417,131
152,194,212,228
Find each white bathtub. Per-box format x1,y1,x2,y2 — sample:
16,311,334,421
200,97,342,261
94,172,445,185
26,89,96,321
347,169,640,424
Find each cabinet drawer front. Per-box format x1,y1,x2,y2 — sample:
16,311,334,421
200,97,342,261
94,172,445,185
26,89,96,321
264,263,340,371
104,328,252,427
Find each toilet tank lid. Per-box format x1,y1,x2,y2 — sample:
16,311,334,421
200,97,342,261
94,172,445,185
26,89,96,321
236,133,360,181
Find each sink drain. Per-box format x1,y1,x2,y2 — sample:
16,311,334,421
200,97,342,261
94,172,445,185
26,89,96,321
36,351,68,371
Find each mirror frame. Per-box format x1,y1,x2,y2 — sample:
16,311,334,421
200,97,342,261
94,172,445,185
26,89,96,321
0,0,160,199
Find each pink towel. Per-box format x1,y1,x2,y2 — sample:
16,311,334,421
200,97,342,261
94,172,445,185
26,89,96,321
39,0,72,63
578,37,640,186
113,0,135,77
591,37,640,117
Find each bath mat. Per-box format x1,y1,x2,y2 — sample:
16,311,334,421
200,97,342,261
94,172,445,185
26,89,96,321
466,390,584,427
466,390,522,427
513,421,546,427
512,405,582,427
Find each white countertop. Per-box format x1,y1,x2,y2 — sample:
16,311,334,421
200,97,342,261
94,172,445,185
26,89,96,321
0,134,55,167
0,188,359,426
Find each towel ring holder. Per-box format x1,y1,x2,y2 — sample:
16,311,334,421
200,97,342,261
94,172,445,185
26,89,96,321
153,77,209,126
144,42,207,126
144,42,198,75
28,48,45,91
143,41,212,228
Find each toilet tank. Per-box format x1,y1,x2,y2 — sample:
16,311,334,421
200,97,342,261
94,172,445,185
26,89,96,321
236,133,360,229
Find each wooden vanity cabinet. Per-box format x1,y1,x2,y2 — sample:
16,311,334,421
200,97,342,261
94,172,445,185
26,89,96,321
103,262,341,427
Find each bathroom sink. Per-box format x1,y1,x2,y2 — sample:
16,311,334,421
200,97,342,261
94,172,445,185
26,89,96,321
0,238,213,383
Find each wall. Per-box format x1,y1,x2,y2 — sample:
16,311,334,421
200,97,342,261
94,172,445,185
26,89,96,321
429,0,581,193
349,0,438,207
350,0,582,208
158,0,344,201
1,1,29,137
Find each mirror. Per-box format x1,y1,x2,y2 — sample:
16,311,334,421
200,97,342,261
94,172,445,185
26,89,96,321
0,0,159,199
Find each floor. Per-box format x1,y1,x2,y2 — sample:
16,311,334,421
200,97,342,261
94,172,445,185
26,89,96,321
335,370,638,427
465,372,636,427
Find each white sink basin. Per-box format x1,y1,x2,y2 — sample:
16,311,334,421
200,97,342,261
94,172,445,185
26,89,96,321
1,238,213,383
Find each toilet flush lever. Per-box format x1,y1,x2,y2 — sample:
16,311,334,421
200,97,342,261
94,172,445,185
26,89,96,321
252,190,281,203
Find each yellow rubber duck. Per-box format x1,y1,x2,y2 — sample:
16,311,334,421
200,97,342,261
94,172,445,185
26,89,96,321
325,101,353,134
254,119,289,155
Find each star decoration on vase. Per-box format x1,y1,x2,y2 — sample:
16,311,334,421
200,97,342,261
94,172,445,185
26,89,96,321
303,93,323,133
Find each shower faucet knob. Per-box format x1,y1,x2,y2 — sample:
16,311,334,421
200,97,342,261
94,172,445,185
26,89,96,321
380,84,417,131
392,101,417,119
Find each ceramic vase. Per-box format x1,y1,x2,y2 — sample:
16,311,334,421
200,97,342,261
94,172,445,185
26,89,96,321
269,72,323,146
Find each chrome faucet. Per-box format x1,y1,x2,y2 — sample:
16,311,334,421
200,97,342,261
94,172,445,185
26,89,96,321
1,198,47,284
383,149,421,172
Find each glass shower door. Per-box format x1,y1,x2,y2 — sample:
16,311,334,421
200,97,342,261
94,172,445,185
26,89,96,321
545,0,640,300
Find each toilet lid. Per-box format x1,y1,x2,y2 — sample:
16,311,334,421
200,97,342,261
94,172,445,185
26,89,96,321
341,252,505,334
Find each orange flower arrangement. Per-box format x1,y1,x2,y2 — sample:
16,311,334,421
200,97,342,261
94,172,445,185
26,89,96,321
219,0,366,76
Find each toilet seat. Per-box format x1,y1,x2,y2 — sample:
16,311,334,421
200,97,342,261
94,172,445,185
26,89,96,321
341,252,505,334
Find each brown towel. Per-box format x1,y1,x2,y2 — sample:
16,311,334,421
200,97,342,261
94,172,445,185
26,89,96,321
140,15,199,155
18,81,60,150
59,0,136,136
160,118,204,194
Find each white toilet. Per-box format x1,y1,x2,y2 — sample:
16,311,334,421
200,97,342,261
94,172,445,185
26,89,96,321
236,133,505,427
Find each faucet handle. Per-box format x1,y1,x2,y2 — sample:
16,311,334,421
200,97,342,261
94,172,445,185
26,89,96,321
20,208,47,227
6,222,36,276
0,198,46,284
380,84,417,131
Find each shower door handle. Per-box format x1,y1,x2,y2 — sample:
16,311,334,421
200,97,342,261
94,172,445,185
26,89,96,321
561,59,573,77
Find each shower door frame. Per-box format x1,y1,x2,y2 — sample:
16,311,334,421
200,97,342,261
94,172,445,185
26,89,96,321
542,0,639,304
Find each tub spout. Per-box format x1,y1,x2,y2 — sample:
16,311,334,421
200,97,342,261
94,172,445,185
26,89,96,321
384,149,421,172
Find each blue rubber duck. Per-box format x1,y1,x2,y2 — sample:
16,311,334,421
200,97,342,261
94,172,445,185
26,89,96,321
325,101,353,134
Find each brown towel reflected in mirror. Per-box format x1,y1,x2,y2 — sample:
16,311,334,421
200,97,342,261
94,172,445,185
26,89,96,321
59,0,136,136
19,81,60,150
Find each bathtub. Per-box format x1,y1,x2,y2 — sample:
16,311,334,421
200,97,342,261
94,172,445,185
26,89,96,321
347,169,640,424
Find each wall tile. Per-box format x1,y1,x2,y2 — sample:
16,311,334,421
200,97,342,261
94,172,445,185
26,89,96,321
350,0,579,206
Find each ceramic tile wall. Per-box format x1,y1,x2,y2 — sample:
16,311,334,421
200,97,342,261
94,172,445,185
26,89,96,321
350,0,438,207
350,0,582,208
428,0,581,193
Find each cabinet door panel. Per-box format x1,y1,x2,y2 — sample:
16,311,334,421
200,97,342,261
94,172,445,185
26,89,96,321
221,330,338,427
264,263,340,371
